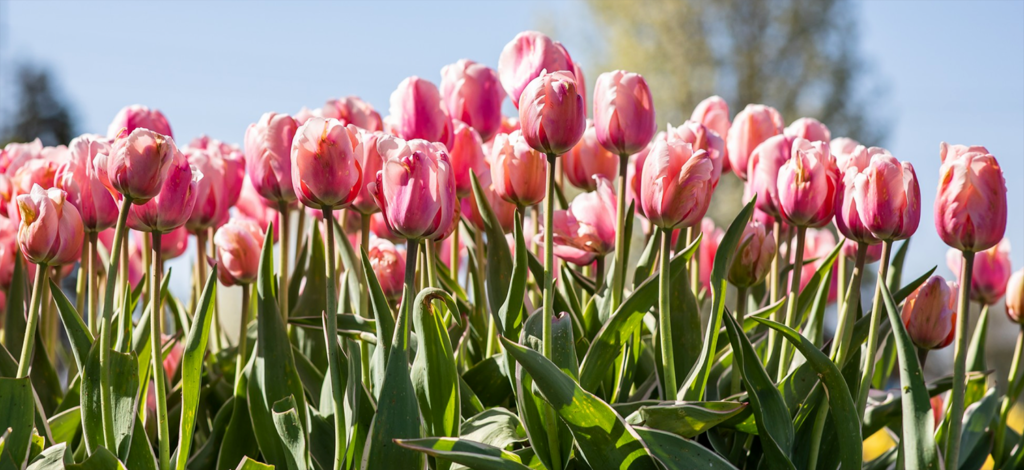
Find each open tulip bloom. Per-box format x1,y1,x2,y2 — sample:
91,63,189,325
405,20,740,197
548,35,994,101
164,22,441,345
4,31,1023,470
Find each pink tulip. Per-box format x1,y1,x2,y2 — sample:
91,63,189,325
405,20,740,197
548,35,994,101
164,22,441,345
691,96,731,157
448,120,487,198
16,185,83,266
244,112,298,205
1006,269,1024,324
463,166,516,233
746,134,795,218
441,60,505,142
947,238,1013,305
564,121,618,191
290,117,362,210
726,104,784,180
570,59,587,112
902,276,957,350
0,218,17,288
294,107,316,126
214,217,264,286
3,157,61,221
498,31,574,108
546,177,616,266
727,220,776,288
784,117,831,143
100,128,177,204
388,76,454,150
795,228,838,299
370,135,456,241
935,143,1007,252
842,239,884,264
127,149,200,234
0,139,43,175
627,139,656,217
777,138,838,228
640,138,715,230
186,137,245,217
370,212,401,242
518,71,587,155
667,121,726,188
849,149,921,241
489,131,547,207
834,163,879,245
349,128,386,215
135,226,188,260
831,137,868,173
368,238,406,300
593,70,657,156
235,176,278,242
183,145,243,233
322,96,383,132
107,104,173,139
699,217,725,290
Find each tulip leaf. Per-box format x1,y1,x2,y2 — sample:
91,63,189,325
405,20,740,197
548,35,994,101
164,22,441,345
796,241,841,348
497,214,528,340
47,405,80,445
234,456,274,470
343,340,374,470
632,227,662,289
463,355,512,407
125,415,158,470
271,396,309,470
185,394,233,470
499,336,659,470
471,172,514,321
887,237,911,292
217,351,260,470
289,314,376,335
680,198,755,401
2,255,27,358
879,281,940,469
174,268,217,470
292,222,327,321
958,386,999,469
460,408,527,450
625,401,748,438
49,279,94,371
395,437,531,470
654,231,703,397
79,340,138,460
0,342,55,447
26,442,67,470
67,446,126,470
361,247,395,397
0,377,34,468
633,426,738,470
411,288,461,445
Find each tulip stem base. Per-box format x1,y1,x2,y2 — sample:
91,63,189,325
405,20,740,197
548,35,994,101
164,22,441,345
856,240,893,419
16,265,50,378
322,207,347,470
944,249,975,469
542,152,561,470
609,153,629,313
658,228,677,398
278,203,290,322
149,234,171,470
776,226,807,381
100,197,132,449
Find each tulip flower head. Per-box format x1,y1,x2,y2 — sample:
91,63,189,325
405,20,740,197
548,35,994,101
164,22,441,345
667,121,726,187
851,149,920,241
368,238,407,301
935,143,1008,252
640,137,715,230
388,76,454,150
463,167,516,233
448,120,487,198
746,134,795,218
321,96,383,132
441,59,506,141
127,149,201,234
17,185,84,266
518,71,587,155
831,138,869,173
244,112,299,205
690,96,731,156
489,131,548,207
564,121,619,191
902,276,958,350
727,104,784,180
184,144,245,233
784,117,831,143
214,217,264,286
100,128,177,204
350,128,386,215
777,138,839,228
592,70,657,156
498,31,574,108
1006,268,1024,324
107,104,173,139
727,220,777,288
370,135,456,241
546,177,617,266
946,238,1012,305
697,217,725,290
291,117,363,210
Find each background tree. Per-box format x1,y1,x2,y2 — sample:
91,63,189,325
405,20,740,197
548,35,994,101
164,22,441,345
1,63,76,146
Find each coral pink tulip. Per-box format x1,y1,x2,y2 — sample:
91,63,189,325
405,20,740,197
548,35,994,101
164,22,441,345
850,149,921,241
947,239,1012,305
546,177,616,266
127,149,200,233
518,71,586,155
498,31,574,108
640,138,715,230
448,120,487,198
564,121,618,191
1006,269,1024,323
667,121,726,187
935,143,1007,252
214,217,264,286
291,117,362,210
727,220,776,288
244,112,298,205
746,134,794,218
785,117,831,143
727,104,784,180
350,128,386,215
100,128,177,204
441,59,505,141
371,135,456,241
902,276,957,350
593,70,657,156
388,76,454,150
777,138,838,228
107,104,173,139
463,167,516,233
55,134,118,232
322,96,383,132
17,185,83,266
368,238,406,300
489,131,547,207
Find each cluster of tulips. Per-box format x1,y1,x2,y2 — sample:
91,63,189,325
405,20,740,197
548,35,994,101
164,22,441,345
0,29,1020,470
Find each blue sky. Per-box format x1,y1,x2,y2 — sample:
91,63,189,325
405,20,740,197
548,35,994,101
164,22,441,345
1,0,1021,309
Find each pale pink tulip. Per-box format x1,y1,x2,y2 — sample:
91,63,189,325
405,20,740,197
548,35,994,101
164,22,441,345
448,120,487,198
699,217,725,290
1006,269,1023,323
851,149,920,241
244,112,298,205
107,104,173,139
371,135,456,241
370,212,401,242
489,131,547,207
236,176,278,242
498,31,574,108
564,121,618,191
214,217,264,286
947,239,1012,305
593,70,657,156
16,185,83,266
667,121,726,187
99,128,177,205
727,104,784,180
518,71,586,155
691,96,731,160
368,238,406,300
831,138,869,173
127,149,200,233
0,139,43,175
784,117,831,143
290,117,362,210
321,96,383,132
546,177,616,266
388,76,454,150
746,134,794,218
350,128,386,215
777,138,838,228
935,143,1007,252
640,138,715,230
441,59,505,141
902,276,957,350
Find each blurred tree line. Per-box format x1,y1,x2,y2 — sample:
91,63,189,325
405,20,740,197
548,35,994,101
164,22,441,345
1,64,76,147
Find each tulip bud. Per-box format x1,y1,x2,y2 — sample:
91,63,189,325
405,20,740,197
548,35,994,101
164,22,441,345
853,150,920,241
902,276,957,350
388,76,454,150
127,150,201,233
564,121,618,191
107,104,173,139
935,143,1007,252
593,70,657,156
371,135,456,241
290,117,362,210
441,60,505,142
449,121,487,198
498,31,574,108
640,138,715,230
832,138,870,174
667,121,726,187
463,167,515,233
946,239,1012,305
214,218,264,286
727,220,776,288
350,128,386,215
244,112,299,205
16,185,83,266
784,117,831,143
518,71,586,155
1005,268,1024,324
368,238,406,300
690,96,731,155
100,128,177,204
489,131,547,207
726,104,784,180
746,134,795,218
546,177,616,266
698,217,725,290
777,138,839,228
322,96,383,132
842,239,884,264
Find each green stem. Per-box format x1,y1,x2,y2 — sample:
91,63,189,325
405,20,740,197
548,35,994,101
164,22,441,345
836,249,847,316
424,241,439,289
609,153,629,312
76,236,89,325
234,283,250,392
88,232,98,336
776,225,807,381
594,255,606,292
196,230,222,355
806,397,829,470
100,196,132,449
278,203,291,321
149,234,170,470
16,265,49,377
322,208,347,470
116,231,133,351
730,286,748,396
943,250,975,469
405,239,421,312
856,240,894,419
542,153,561,470
765,220,783,374
994,323,1024,467
831,243,868,365
658,228,676,398
687,226,699,294
450,216,460,285
359,212,372,390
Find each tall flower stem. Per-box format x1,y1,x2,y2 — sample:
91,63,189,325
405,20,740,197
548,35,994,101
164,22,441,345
450,217,461,285
424,241,440,289
149,234,170,470
836,252,847,315
16,266,49,377
943,250,976,469
856,239,894,419
542,152,561,470
234,283,251,389
765,221,784,374
100,196,132,449
610,153,629,312
730,286,748,396
88,232,99,336
994,323,1024,466
359,213,372,390
777,226,807,380
405,239,421,313
277,203,291,321
830,243,868,365
658,227,677,398
76,236,90,323
196,230,222,353
322,207,347,470
687,227,699,294
594,255,606,292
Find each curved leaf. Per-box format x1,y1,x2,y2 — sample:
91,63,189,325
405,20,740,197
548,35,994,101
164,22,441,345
272,396,309,470
633,427,737,470
49,279,94,372
361,247,395,397
411,288,461,441
80,342,138,460
174,268,217,470
460,408,527,450
395,437,530,470
0,377,34,468
625,401,747,438
470,173,514,321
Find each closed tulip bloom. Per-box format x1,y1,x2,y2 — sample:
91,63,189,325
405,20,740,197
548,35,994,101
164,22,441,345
449,120,487,198
498,30,573,108
746,134,795,218
214,218,264,286
350,128,386,215
100,128,177,203
627,139,656,216
777,138,839,228
902,276,957,350
699,217,725,290
935,142,1008,252
667,121,726,187
389,76,454,150
852,149,920,241
441,59,505,141
518,71,586,155
784,117,831,143
547,177,616,266
564,121,618,191
727,104,784,180
640,138,715,230
244,112,298,204
835,165,880,245
946,239,1013,305
691,96,731,152
55,134,118,232
831,138,868,173
370,135,456,241
184,147,240,233
291,117,362,210
17,185,83,266
368,238,406,300
107,104,173,139
570,59,587,112
3,158,61,221
463,167,516,233
321,96,383,132
842,239,885,264
593,70,657,156
186,137,245,216
136,226,188,260
490,131,547,207
127,150,201,233
370,212,401,242
1006,269,1024,323
0,138,43,175
236,176,278,242
727,220,777,288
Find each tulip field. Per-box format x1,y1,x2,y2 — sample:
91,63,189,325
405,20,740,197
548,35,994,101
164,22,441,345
2,29,1023,470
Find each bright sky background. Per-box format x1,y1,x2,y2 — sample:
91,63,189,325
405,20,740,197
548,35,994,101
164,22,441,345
1,0,1021,352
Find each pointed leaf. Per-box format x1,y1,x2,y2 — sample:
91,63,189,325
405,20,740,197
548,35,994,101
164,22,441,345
633,427,737,470
395,437,530,470
460,408,527,450
49,279,94,371
272,396,309,470
411,288,461,442
625,401,748,438
361,248,395,397
471,173,514,320
174,268,218,470
67,446,126,470
0,377,34,468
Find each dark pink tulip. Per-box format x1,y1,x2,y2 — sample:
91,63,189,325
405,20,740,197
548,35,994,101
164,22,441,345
947,239,1012,305
727,220,776,288
490,131,547,207
640,138,715,230
388,76,454,150
101,128,177,203
55,134,119,233
777,138,838,228
291,117,362,210
448,120,487,198
368,238,406,300
519,71,586,155
746,134,795,218
441,59,505,142
1006,269,1023,323
127,149,200,233
17,185,83,266
107,104,173,139
784,117,831,143
593,70,657,156
463,166,516,233
935,142,1007,252
322,96,384,132
854,149,920,241
371,135,456,241
667,121,726,188
350,128,386,215
214,217,264,286
245,112,298,205
547,177,616,266
498,31,574,109
726,104,784,180
564,121,618,191
235,176,278,242
902,276,957,350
